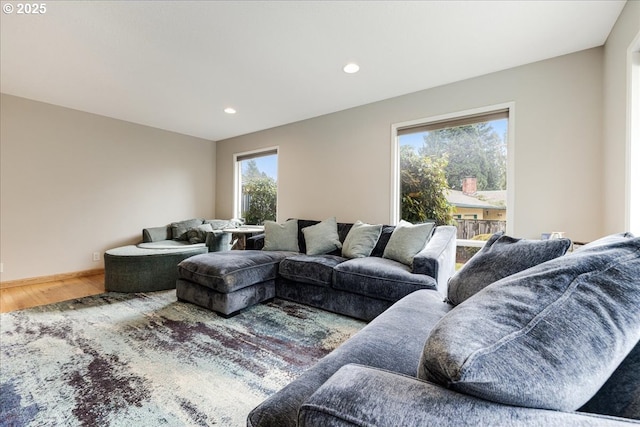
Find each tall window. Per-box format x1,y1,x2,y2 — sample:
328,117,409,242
234,148,278,225
392,105,512,242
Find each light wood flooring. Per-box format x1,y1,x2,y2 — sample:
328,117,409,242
0,273,105,313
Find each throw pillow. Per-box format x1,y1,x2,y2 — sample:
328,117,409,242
171,218,203,241
341,221,383,259
447,232,572,305
302,217,342,256
418,233,640,412
186,223,215,244
263,220,299,252
382,220,434,266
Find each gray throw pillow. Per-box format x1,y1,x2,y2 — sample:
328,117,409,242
171,218,203,241
187,223,215,244
341,221,383,259
418,233,640,412
382,220,434,266
447,232,572,305
302,217,342,256
263,220,299,252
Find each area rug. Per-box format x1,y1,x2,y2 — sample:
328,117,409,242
0,292,365,427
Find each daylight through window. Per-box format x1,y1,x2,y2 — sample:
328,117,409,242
396,109,509,246
234,148,278,225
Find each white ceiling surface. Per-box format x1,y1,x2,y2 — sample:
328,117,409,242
0,1,626,141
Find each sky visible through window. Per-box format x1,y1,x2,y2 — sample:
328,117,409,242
245,154,277,179
399,119,508,151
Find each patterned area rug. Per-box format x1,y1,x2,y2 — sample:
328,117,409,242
0,292,365,426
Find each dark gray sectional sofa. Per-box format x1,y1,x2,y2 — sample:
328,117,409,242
248,232,640,427
176,219,457,320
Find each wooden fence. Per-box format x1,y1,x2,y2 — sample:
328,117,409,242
455,219,506,240
454,219,507,264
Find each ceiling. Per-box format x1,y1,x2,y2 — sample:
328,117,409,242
0,1,626,141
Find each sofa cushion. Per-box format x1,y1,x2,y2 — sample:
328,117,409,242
341,221,383,259
383,221,434,266
279,254,347,287
418,232,640,412
171,218,203,241
447,232,572,305
177,250,297,293
333,257,437,302
263,219,299,252
302,217,342,255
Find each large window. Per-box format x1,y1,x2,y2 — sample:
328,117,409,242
234,148,278,225
392,104,513,243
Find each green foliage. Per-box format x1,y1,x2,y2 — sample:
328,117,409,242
420,122,506,191
400,146,454,225
242,160,276,225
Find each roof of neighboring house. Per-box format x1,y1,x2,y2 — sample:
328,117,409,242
447,190,506,210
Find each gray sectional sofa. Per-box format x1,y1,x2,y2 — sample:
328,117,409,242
176,219,457,320
248,232,640,426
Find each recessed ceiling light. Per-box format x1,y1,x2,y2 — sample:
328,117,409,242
343,63,360,74
224,107,237,114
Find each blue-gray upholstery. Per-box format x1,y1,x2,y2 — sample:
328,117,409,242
279,255,346,287
249,232,640,427
177,220,457,320
299,364,635,427
419,233,640,411
447,231,572,305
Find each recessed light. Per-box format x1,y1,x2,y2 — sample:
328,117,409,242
343,63,360,74
224,107,237,114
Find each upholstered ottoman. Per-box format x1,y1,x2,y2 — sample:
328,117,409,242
105,245,208,292
176,250,297,316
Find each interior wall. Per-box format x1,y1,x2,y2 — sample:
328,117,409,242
0,94,216,282
603,0,640,235
216,48,604,242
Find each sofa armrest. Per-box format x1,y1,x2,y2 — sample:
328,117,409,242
142,226,171,243
412,225,456,296
298,364,636,427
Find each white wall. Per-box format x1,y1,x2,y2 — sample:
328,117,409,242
603,0,640,235
0,94,216,282
216,48,604,242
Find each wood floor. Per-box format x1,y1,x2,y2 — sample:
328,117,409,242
0,273,106,313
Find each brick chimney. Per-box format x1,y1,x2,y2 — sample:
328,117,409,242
462,177,477,195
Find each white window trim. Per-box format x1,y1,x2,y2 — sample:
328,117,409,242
390,102,516,235
233,146,279,221
626,32,640,235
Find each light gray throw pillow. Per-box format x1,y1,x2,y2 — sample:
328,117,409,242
302,217,342,256
447,232,572,305
382,220,434,266
342,221,383,259
418,232,640,412
263,220,299,252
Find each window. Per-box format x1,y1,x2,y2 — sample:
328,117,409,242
392,104,513,243
234,148,278,225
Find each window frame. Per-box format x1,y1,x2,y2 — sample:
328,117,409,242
233,146,279,223
390,102,515,234
626,34,640,235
